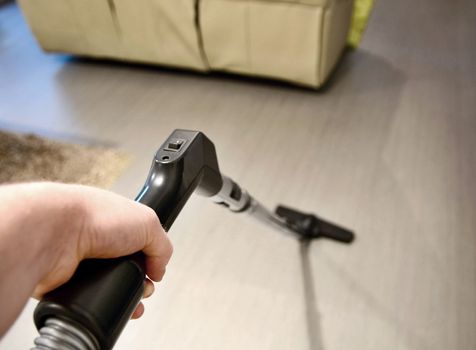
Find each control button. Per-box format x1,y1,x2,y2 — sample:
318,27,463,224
166,139,185,151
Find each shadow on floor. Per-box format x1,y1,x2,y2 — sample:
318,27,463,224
54,48,404,96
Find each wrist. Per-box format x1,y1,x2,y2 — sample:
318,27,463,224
33,183,87,281
0,182,85,286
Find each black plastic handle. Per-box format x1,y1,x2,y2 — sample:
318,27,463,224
34,255,146,349
34,130,223,349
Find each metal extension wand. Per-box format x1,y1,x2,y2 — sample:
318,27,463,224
32,129,354,350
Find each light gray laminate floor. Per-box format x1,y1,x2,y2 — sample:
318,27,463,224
1,1,475,349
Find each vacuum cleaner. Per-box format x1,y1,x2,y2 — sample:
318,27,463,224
31,129,354,350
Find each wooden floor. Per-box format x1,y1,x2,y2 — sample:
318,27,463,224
1,1,476,349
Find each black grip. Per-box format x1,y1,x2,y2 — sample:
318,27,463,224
34,255,145,349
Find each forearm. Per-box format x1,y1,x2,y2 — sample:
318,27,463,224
0,183,81,336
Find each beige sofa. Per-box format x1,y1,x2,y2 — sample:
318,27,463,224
18,0,353,88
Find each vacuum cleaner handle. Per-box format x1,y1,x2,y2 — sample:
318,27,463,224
33,130,223,350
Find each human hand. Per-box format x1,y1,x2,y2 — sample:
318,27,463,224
30,183,173,319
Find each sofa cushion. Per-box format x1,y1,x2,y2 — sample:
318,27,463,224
201,0,353,87
18,0,353,87
112,0,207,70
18,0,208,70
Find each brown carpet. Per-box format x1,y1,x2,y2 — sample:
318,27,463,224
0,130,131,188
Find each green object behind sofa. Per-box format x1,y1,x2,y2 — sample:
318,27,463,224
348,0,375,48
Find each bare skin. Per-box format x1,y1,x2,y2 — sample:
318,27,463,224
0,182,173,337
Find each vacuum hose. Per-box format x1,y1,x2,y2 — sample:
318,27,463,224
32,130,223,350
31,129,353,349
32,318,98,350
